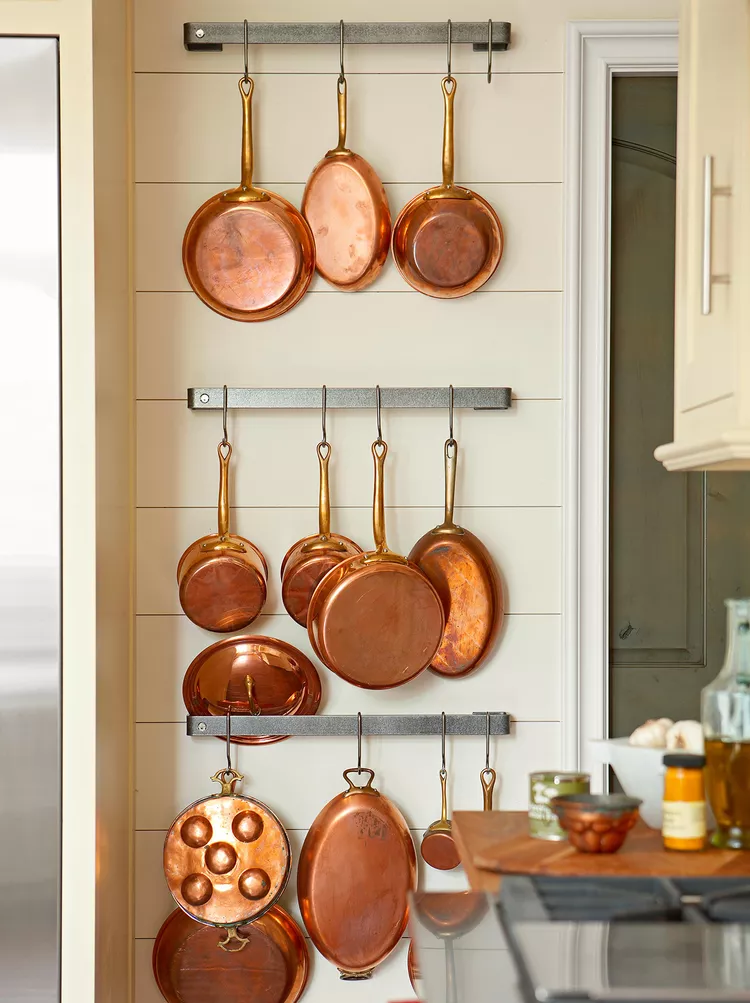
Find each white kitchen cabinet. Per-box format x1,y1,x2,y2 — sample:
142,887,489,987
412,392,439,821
655,0,750,471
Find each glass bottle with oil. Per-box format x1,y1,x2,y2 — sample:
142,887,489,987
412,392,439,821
702,598,750,850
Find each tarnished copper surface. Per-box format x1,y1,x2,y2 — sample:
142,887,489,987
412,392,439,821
409,439,503,677
152,906,309,1003
182,635,321,745
302,77,391,291
177,442,268,633
307,441,444,689
281,441,362,626
392,77,503,299
183,77,314,322
164,771,290,928
297,769,416,978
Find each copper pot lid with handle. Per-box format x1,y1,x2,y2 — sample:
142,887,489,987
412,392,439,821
182,635,322,745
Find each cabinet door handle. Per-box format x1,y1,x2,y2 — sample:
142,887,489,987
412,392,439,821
702,154,732,315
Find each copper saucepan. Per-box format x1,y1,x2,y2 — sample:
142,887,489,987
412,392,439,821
163,762,291,950
392,76,504,298
183,76,315,321
302,31,391,291
280,433,362,627
177,439,268,632
420,716,460,871
307,437,445,689
152,906,309,1003
409,427,503,677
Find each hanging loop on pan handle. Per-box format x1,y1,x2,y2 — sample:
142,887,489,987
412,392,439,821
427,76,471,201
343,767,377,794
222,76,270,204
487,20,493,83
218,925,250,953
481,711,497,810
210,768,244,795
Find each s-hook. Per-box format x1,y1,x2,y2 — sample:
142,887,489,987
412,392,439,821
226,707,232,770
481,710,497,810
487,20,493,82
320,385,327,446
446,19,452,79
441,710,447,772
448,384,455,444
357,711,362,773
375,385,383,443
243,19,249,81
339,19,345,85
222,384,229,446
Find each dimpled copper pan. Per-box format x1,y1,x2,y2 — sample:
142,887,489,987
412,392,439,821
152,906,309,1003
182,635,321,745
182,76,314,322
392,76,503,299
164,775,290,928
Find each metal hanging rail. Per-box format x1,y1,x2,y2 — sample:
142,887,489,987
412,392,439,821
188,712,510,738
187,386,511,412
184,21,511,53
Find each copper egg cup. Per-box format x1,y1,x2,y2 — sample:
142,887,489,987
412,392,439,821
550,793,642,854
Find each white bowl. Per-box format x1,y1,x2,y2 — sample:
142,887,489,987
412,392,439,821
588,738,666,828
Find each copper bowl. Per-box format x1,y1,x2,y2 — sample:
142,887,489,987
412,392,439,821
550,793,642,853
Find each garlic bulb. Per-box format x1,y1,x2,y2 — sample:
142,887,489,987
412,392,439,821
665,720,704,754
629,718,674,748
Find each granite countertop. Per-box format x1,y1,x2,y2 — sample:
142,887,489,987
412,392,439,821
409,892,522,1003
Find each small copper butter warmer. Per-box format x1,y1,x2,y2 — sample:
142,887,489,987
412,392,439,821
163,720,291,950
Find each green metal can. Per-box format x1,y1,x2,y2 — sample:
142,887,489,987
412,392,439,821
529,771,591,840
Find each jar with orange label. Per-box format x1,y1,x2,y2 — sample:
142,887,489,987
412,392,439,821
662,753,706,851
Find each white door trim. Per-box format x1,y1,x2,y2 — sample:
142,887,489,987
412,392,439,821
562,20,678,779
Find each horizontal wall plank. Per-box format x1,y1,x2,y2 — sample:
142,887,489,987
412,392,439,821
134,0,678,75
135,827,469,940
136,401,561,508
135,935,414,1003
135,612,560,722
136,291,561,402
135,721,559,830
135,72,563,184
135,505,561,615
134,182,561,294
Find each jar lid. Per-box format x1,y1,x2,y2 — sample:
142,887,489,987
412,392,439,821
663,753,706,768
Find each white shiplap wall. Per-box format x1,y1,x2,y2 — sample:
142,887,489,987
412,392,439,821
132,1,677,1000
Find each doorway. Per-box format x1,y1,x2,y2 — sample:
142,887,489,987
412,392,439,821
608,75,750,738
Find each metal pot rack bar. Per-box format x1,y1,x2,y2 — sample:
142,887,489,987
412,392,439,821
184,22,511,53
187,386,511,411
187,712,510,738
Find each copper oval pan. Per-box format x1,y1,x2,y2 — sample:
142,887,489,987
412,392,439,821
177,441,268,632
409,438,503,677
164,767,291,933
297,768,417,979
307,440,445,689
280,441,362,626
152,906,309,1003
302,77,391,291
392,77,503,298
182,636,322,746
183,77,315,322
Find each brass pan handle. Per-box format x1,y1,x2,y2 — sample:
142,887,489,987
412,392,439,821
222,76,270,204
218,926,250,953
481,768,496,811
317,441,332,537
372,439,389,554
343,767,377,794
210,767,244,795
327,76,349,157
427,76,471,202
439,767,449,824
217,441,232,539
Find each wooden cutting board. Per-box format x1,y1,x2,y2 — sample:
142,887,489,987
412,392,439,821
452,811,750,892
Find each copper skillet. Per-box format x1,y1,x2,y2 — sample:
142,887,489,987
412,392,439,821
280,425,362,626
392,75,503,298
177,437,268,632
307,437,445,689
409,415,503,677
152,906,309,1003
183,75,315,321
302,27,391,291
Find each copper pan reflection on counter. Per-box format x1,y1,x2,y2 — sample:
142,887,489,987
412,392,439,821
182,636,321,745
302,22,391,291
411,891,489,1003
152,906,309,1003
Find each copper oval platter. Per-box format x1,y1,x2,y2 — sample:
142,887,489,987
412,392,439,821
164,768,291,930
297,767,416,979
182,636,322,745
153,906,309,1003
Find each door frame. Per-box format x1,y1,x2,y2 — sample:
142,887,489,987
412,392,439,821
562,20,678,778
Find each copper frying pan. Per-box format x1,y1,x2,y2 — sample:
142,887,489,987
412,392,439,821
409,435,503,677
280,437,362,626
392,76,503,298
177,439,268,632
152,906,309,1003
183,76,315,321
302,42,391,291
307,438,445,689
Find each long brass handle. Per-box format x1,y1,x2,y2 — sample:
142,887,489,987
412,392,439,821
217,441,231,539
327,77,348,156
222,76,269,204
439,768,449,824
481,768,496,811
701,155,731,315
372,439,388,553
441,76,456,190
442,438,458,529
317,441,331,537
